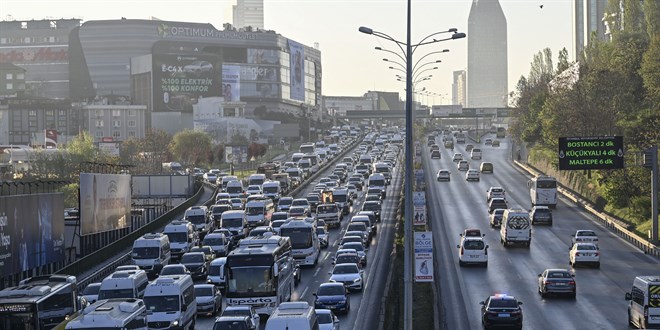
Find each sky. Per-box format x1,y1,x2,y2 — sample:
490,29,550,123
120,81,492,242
2,0,574,105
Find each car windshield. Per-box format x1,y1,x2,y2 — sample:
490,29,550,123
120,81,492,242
161,266,185,275
195,287,214,297
187,215,206,225
204,237,226,245
213,321,248,330
165,232,187,243
223,217,243,228
222,308,250,317
317,205,337,213
333,264,358,274
317,313,333,324
318,285,346,296
363,203,380,211
246,207,263,215
181,254,204,263
292,200,308,206
82,284,101,295
317,228,326,235
578,231,596,237
343,243,364,252
489,298,519,308
576,244,597,250
336,255,359,264
144,295,179,313
279,199,293,206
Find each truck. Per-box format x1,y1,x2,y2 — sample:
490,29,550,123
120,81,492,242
272,173,291,194
162,162,183,174
316,203,342,228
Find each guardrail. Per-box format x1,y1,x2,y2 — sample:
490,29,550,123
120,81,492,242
514,160,660,259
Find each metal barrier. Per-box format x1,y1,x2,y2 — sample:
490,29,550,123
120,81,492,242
514,160,660,259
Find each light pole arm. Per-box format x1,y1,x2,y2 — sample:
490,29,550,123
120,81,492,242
413,50,448,73
384,58,406,71
412,61,440,79
411,28,457,53
359,26,407,59
412,32,466,53
375,47,407,64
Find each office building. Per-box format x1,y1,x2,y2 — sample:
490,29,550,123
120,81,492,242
573,0,608,59
452,70,466,106
233,0,265,30
467,0,508,108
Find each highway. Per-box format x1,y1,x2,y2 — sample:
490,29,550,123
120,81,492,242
196,143,403,329
425,133,660,329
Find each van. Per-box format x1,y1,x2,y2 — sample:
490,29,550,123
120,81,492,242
265,302,318,330
299,143,316,154
500,209,532,247
207,257,228,289
98,270,149,300
184,206,211,238
302,154,320,173
221,176,238,191
226,180,245,199
245,198,274,228
359,154,373,165
262,181,281,202
210,204,232,228
65,298,148,330
625,276,660,329
368,173,387,198
373,162,392,184
457,237,488,267
298,159,312,176
131,233,171,278
271,173,290,195
163,220,199,262
292,152,305,163
144,275,197,329
221,210,248,243
248,173,266,187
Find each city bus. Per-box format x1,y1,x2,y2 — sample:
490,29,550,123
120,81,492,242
496,127,506,138
279,219,320,267
225,235,295,316
0,275,82,330
528,175,558,208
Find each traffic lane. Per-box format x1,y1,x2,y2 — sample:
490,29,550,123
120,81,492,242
425,144,660,329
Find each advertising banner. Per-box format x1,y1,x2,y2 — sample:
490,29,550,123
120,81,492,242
152,53,221,112
413,192,427,226
45,129,58,148
222,65,241,102
80,173,131,235
288,40,305,101
414,232,433,282
225,145,248,163
248,49,279,65
241,65,279,82
98,142,120,156
0,194,65,276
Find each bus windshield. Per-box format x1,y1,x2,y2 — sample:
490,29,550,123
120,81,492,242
98,288,134,300
227,266,274,295
144,295,179,313
280,228,312,249
0,311,38,330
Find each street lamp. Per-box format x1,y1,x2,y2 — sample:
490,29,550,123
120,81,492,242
360,16,465,330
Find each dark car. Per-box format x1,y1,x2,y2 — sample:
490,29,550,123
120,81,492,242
313,282,350,314
530,206,553,225
480,294,523,329
362,201,382,221
488,198,509,214
306,193,321,212
538,269,576,298
180,252,208,280
431,150,441,159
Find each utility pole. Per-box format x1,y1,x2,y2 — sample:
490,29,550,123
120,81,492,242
645,146,658,242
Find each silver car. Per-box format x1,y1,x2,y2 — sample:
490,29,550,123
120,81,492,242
194,284,222,316
328,263,364,291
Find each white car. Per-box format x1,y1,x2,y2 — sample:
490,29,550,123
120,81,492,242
245,185,262,196
328,263,364,291
487,187,506,202
569,242,600,268
221,305,261,329
457,237,488,267
571,230,599,247
465,169,480,181
457,160,470,171
436,169,451,182
203,172,217,183
452,153,463,162
317,309,340,330
194,284,222,316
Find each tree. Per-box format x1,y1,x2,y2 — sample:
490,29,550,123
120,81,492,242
141,129,172,172
641,35,660,107
249,129,259,142
230,133,249,145
556,48,570,73
169,130,212,168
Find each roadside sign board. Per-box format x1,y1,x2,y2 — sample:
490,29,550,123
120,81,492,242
414,232,433,282
413,192,427,226
558,136,624,170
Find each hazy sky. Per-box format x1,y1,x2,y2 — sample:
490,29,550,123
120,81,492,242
3,0,573,105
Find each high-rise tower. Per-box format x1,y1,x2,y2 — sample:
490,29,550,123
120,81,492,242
467,0,508,107
233,0,264,29
573,0,608,59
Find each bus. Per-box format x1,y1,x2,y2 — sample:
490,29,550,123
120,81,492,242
225,235,295,315
528,175,558,208
0,275,82,330
279,219,320,267
496,127,506,138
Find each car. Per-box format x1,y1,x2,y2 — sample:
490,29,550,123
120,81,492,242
339,242,367,266
530,206,553,225
195,284,222,316
328,263,364,291
160,264,190,276
204,172,218,183
248,226,274,238
427,139,435,146
471,148,482,160
537,269,576,298
306,193,321,212
291,198,312,213
333,250,362,268
436,169,451,182
362,201,382,221
317,226,329,248
480,162,494,173
183,60,213,76
277,197,294,212
245,185,262,196
180,252,208,279
444,140,454,149
488,198,509,213
457,237,488,267
365,193,382,203
479,294,523,329
288,205,309,218
221,305,260,329
489,209,505,228
356,210,378,224
457,160,470,171
190,245,216,262
271,219,289,235
313,282,350,314
465,169,480,181
487,187,506,202
484,138,493,145
316,309,340,330
466,144,474,152
571,230,599,247
430,150,441,159
492,140,501,147
80,282,101,304
452,153,463,162
569,242,600,268
461,228,484,238
271,211,289,222
230,198,244,210
346,184,359,199
345,229,369,248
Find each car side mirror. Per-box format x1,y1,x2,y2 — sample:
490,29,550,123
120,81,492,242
538,274,542,277
518,301,523,305
328,271,332,275
312,293,317,296
625,292,632,300
479,301,485,305
456,245,460,249
482,234,486,237
485,245,489,249
568,247,572,251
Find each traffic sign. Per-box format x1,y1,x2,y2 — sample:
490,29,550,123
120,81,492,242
558,136,624,170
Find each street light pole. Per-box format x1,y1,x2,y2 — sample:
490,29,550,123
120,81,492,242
403,0,414,329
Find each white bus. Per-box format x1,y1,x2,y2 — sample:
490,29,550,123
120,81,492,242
279,219,320,267
528,175,558,208
65,298,147,330
225,235,295,315
0,275,82,330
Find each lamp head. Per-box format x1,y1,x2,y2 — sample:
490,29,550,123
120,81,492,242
451,32,466,40
375,46,382,50
448,28,458,33
359,26,374,35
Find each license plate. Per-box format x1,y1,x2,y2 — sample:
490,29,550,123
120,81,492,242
556,283,567,286
584,253,592,256
470,255,479,258
498,313,510,318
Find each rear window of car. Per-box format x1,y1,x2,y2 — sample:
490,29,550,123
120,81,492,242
489,298,519,308
463,240,485,250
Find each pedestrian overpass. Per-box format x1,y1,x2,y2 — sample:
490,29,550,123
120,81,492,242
336,107,512,120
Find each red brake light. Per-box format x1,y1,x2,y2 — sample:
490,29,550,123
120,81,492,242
594,252,600,256
460,247,464,255
568,281,576,285
575,252,580,256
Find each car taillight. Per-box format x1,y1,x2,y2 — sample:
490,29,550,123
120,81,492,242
544,281,552,286
460,247,464,255
594,252,600,256
568,281,576,285
575,252,580,256
510,311,521,316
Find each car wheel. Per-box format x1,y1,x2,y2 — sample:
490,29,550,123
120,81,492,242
459,260,465,267
595,262,600,269
541,290,547,298
571,291,577,299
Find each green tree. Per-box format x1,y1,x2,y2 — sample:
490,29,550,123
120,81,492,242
169,130,212,168
556,48,571,73
230,133,249,145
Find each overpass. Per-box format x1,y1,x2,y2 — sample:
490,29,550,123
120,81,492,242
336,107,513,119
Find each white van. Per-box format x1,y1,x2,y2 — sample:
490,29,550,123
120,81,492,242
291,152,305,163
265,302,318,330
262,181,281,202
500,209,532,247
368,173,387,198
144,275,197,329
207,257,227,289
221,210,248,243
302,154,320,174
359,154,373,165
457,237,488,267
184,206,211,237
163,220,198,262
248,173,267,187
373,162,392,184
97,270,149,300
471,148,482,160
625,276,660,329
131,233,171,278
65,298,148,330
226,180,245,199
221,176,238,191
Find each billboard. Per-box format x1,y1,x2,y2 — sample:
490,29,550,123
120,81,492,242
152,53,222,112
413,192,427,226
0,194,65,276
222,65,241,102
80,173,131,235
248,49,279,65
45,129,58,148
99,142,120,156
558,136,624,170
225,145,248,163
414,232,433,282
288,40,305,101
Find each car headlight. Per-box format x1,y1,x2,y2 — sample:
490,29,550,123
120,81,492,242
171,320,179,327
329,279,337,283
354,277,361,283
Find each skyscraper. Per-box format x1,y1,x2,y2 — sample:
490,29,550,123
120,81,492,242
452,70,466,106
467,0,508,108
233,0,264,30
572,0,608,59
